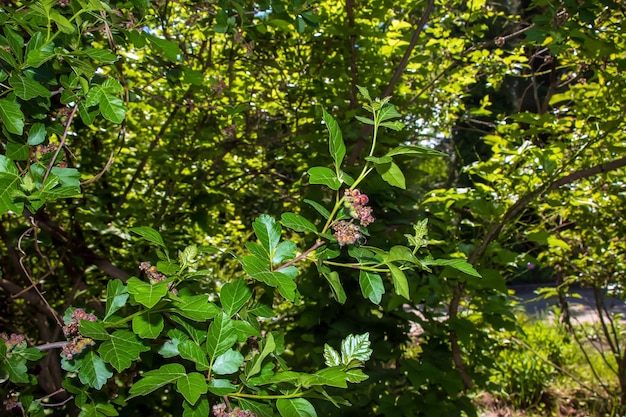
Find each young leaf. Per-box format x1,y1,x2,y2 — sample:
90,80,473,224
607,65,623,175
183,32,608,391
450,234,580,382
323,344,341,367
99,330,150,372
308,167,341,190
359,271,384,304
276,398,317,417
78,351,113,390
322,108,345,171
252,214,281,257
377,104,402,122
340,333,372,367
281,212,318,233
176,372,207,405
206,312,237,359
356,85,371,101
220,280,252,317
126,277,168,309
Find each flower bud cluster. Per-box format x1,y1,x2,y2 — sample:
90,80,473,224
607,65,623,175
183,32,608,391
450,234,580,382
139,261,178,295
62,309,97,360
332,189,375,246
0,333,25,350
212,403,257,417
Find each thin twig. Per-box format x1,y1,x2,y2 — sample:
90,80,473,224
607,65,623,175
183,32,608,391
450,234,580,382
42,105,78,186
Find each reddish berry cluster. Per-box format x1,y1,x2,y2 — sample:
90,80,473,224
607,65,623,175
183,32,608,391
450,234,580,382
139,262,178,295
331,189,375,246
212,403,257,417
0,333,25,350
62,309,97,360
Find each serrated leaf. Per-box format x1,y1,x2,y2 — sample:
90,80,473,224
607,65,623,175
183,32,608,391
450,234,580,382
281,212,318,233
345,369,369,383
423,258,481,278
387,263,409,299
376,161,406,189
173,295,220,321
356,85,371,101
0,98,24,135
99,330,149,372
127,277,168,309
206,312,237,359
177,372,207,405
358,271,384,304
220,279,252,317
78,351,113,390
104,279,128,321
130,226,166,248
128,363,185,399
322,108,345,171
378,104,402,122
276,398,317,417
340,333,372,366
132,312,164,339
178,339,210,371
252,214,281,257
323,344,341,367
212,348,244,375
307,167,341,190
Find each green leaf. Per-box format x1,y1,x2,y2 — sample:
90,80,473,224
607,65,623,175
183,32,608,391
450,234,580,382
322,108,345,171
385,145,447,158
276,398,317,417
84,49,118,62
145,34,182,62
178,339,210,371
78,351,113,390
340,333,372,366
356,85,371,101
273,271,298,301
345,369,369,383
272,240,297,265
312,367,348,388
379,121,405,131
281,212,318,233
177,372,207,405
6,143,29,161
387,263,409,299
237,399,273,417
4,357,28,383
128,363,185,399
0,98,24,135
323,344,341,367
359,271,384,304
423,258,481,278
378,104,402,122
183,398,210,417
27,123,47,145
252,214,281,257
99,93,126,124
207,379,237,396
248,332,275,378
212,348,244,375
376,161,406,189
99,330,149,372
79,321,109,341
173,295,220,321
303,199,330,219
127,277,169,309
130,226,166,248
9,75,50,100
132,312,164,339
354,115,375,125
364,155,393,164
322,271,346,304
206,312,237,359
220,280,252,317
104,279,128,320
308,167,341,190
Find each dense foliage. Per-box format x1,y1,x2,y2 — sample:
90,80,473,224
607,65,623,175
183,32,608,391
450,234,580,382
1,0,626,415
